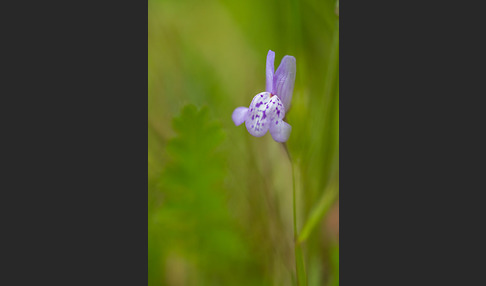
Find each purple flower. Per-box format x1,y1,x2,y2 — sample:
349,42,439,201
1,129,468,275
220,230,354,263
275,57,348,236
232,50,296,142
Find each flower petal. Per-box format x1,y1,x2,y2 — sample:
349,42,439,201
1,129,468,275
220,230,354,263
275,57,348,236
232,107,248,126
245,92,284,138
266,50,275,93
269,120,291,142
273,55,296,112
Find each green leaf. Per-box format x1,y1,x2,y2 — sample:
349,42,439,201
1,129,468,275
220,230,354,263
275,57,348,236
149,104,261,285
298,179,338,244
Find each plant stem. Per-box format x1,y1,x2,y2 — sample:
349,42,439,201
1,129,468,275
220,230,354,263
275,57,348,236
282,143,297,238
292,155,297,240
282,143,306,286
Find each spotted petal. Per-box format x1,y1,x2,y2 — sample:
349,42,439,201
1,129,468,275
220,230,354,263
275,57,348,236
266,50,275,93
274,55,296,112
245,92,286,137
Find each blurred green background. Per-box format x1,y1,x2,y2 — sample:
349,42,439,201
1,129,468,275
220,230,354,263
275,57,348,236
148,0,339,285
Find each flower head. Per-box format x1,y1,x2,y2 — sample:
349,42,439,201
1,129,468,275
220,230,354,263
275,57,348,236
232,50,296,142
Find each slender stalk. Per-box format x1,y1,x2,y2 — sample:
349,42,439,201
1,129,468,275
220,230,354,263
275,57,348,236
292,155,297,239
282,143,297,238
282,143,306,286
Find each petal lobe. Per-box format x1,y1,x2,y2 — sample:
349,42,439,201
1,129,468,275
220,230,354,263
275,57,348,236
266,50,275,93
270,120,291,142
274,55,296,112
245,92,286,139
232,107,248,126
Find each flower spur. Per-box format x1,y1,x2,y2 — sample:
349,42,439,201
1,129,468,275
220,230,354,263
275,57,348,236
232,50,296,142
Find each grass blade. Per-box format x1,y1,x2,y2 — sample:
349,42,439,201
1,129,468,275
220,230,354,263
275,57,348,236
298,180,338,244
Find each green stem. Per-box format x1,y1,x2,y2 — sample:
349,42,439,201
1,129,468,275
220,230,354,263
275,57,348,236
292,162,297,239
282,143,306,286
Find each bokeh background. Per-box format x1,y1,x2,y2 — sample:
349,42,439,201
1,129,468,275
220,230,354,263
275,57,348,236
148,0,339,285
